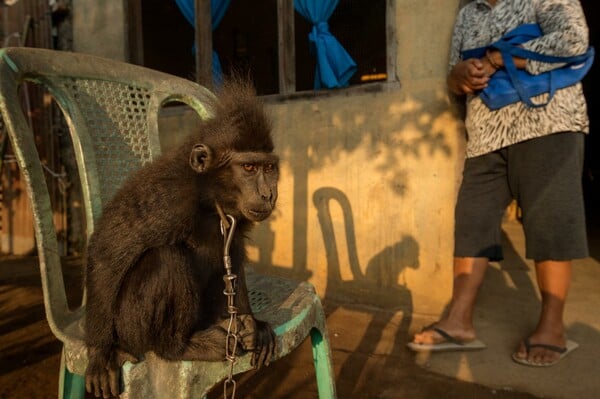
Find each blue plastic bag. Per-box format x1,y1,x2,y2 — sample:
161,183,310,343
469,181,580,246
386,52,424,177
462,24,595,110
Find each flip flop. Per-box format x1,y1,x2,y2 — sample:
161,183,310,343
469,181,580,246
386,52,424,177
407,326,486,352
511,338,579,367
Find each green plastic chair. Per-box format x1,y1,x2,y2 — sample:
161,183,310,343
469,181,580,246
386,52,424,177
0,47,336,399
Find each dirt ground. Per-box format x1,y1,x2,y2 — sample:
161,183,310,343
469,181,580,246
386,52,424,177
0,256,541,399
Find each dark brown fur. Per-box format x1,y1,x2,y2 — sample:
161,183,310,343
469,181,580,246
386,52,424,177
84,80,278,398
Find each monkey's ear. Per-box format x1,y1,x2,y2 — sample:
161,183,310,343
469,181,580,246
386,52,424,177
189,144,212,173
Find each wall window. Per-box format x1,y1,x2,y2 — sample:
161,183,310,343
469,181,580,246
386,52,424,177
129,0,396,97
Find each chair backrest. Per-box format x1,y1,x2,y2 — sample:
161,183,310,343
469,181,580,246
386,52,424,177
0,47,215,342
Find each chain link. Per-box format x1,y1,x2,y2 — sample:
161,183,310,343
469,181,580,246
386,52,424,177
220,214,238,399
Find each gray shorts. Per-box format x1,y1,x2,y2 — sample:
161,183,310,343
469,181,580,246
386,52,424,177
454,132,588,262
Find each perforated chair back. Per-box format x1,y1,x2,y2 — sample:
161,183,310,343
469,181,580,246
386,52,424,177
0,46,214,334
0,47,336,399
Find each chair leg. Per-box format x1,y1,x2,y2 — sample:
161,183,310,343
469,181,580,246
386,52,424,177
310,328,337,399
58,348,86,399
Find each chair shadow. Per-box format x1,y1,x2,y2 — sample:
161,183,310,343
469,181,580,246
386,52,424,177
236,186,421,397
312,186,420,397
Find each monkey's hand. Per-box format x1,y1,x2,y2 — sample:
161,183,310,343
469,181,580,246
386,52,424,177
237,314,276,368
85,347,139,398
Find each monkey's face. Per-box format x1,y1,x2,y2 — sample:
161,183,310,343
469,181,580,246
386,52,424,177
229,151,279,222
189,142,279,222
189,144,279,222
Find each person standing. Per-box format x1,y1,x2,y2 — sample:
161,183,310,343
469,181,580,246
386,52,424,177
409,0,591,367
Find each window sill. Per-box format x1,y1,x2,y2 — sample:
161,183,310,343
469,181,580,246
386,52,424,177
160,80,402,116
261,80,401,103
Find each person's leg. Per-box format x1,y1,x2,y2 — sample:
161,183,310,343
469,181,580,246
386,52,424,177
510,132,587,365
412,150,512,345
513,260,571,364
412,256,488,344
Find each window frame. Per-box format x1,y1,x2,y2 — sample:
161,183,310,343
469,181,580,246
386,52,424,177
128,0,399,99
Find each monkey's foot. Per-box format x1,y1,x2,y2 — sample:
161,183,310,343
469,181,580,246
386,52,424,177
85,348,137,398
237,314,276,368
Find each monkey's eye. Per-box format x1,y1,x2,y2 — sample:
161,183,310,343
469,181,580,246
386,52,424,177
264,163,276,173
243,163,257,173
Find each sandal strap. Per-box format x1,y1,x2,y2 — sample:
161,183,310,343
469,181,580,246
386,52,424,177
524,338,567,354
419,323,469,346
432,327,463,345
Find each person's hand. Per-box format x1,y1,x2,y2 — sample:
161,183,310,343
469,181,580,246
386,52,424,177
447,58,491,95
483,49,503,74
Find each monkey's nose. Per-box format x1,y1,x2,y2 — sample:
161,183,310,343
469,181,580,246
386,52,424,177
260,191,272,201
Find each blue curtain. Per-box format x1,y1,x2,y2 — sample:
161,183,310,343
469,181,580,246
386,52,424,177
174,0,231,86
294,0,357,89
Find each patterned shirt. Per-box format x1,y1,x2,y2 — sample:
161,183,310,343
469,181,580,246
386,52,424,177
450,0,590,157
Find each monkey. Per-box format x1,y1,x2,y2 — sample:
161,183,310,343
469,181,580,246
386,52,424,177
84,79,278,398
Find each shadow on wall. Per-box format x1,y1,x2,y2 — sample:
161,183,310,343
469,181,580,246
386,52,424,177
313,187,419,308
291,96,454,177
246,92,456,396
270,92,455,276
313,186,420,397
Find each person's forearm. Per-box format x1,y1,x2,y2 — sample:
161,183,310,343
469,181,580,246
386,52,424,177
485,49,527,70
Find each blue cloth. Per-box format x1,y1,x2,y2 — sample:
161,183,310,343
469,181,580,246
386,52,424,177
294,0,357,89
174,0,232,86
462,23,594,109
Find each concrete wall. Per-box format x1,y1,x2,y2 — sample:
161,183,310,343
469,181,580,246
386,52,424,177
72,0,128,61
74,0,466,317
262,92,464,317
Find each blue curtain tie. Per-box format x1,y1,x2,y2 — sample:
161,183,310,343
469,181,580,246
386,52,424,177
314,21,330,34
462,23,595,109
308,22,356,89
294,0,356,90
308,22,329,53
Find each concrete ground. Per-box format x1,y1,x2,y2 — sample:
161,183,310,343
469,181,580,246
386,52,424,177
410,218,600,399
0,214,598,398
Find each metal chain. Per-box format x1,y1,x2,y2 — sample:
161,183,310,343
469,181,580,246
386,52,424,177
220,214,238,399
